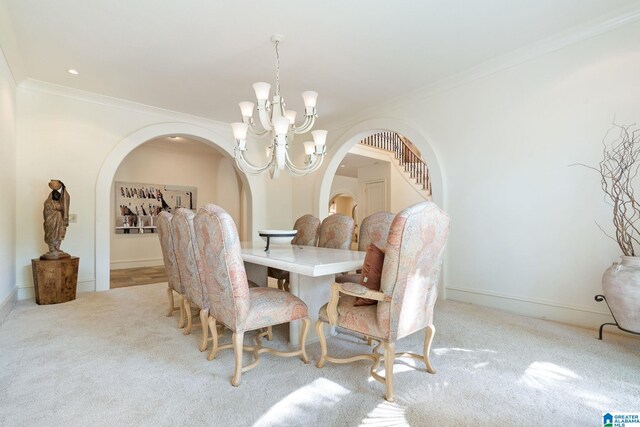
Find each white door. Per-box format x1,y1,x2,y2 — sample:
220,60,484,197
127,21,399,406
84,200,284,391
364,180,386,218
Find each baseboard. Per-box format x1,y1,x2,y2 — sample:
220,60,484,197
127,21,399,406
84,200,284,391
110,258,163,270
0,286,18,324
445,285,615,331
17,279,96,301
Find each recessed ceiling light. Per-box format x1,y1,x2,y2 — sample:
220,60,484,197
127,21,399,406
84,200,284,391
67,69,78,75
340,164,346,168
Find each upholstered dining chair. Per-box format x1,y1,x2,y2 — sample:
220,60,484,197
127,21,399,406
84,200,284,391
172,208,211,352
194,204,311,386
156,212,185,328
335,211,395,284
317,213,355,249
315,201,450,402
268,214,321,291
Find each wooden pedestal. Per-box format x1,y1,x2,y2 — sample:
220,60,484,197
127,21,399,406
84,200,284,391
31,257,79,305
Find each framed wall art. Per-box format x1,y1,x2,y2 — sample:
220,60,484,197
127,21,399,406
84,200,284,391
114,181,197,234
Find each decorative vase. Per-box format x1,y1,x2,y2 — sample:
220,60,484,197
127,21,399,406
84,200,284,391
600,256,640,336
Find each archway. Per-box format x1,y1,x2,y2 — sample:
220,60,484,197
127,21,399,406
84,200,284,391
316,118,445,219
315,118,447,297
95,122,255,292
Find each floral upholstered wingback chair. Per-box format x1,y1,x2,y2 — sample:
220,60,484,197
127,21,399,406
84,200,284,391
317,213,355,249
315,201,450,402
172,208,211,352
193,204,311,386
336,211,395,284
156,212,185,328
269,214,321,291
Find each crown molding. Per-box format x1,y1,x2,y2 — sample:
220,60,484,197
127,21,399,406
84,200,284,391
18,79,228,130
328,3,640,131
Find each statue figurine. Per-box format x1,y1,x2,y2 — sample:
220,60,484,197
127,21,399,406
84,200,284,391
40,180,71,260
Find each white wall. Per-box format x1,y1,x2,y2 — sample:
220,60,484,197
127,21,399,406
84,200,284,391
330,175,358,204
311,22,640,329
14,82,287,298
389,159,430,213
110,141,243,270
0,47,17,319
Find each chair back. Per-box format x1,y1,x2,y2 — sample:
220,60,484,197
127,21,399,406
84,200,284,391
156,212,183,294
291,214,320,246
358,211,395,251
194,204,250,332
377,202,450,341
318,214,355,249
172,208,209,310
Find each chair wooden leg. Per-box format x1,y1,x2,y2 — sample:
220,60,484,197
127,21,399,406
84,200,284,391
315,320,328,368
199,309,209,352
231,332,244,386
283,279,290,292
166,286,174,317
299,317,310,363
384,342,396,402
177,294,186,328
277,278,286,290
183,299,192,335
267,326,273,341
207,316,219,361
423,324,436,374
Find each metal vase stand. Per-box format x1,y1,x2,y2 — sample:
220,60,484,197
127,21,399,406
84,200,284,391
595,294,640,340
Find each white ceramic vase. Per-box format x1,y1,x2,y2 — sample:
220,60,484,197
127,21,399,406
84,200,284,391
601,256,640,333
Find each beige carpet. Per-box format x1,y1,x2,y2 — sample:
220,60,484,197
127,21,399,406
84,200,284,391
0,283,638,426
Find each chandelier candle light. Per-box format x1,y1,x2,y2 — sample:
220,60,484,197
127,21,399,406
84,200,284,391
231,35,327,179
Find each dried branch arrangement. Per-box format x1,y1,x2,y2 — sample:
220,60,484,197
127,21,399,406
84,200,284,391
578,124,640,256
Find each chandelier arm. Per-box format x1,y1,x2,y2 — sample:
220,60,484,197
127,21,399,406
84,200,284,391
256,102,274,132
292,114,316,135
287,155,324,176
283,150,324,176
235,149,275,174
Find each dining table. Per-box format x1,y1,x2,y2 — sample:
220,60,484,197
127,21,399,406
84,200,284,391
240,242,366,345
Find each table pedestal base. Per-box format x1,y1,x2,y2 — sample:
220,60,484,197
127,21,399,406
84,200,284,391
244,261,336,346
289,272,336,346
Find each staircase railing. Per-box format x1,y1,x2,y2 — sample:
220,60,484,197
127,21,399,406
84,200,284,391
359,131,432,196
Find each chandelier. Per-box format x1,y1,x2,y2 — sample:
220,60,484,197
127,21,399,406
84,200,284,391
231,35,327,179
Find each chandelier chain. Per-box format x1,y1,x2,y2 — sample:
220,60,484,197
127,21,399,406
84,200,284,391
275,40,281,96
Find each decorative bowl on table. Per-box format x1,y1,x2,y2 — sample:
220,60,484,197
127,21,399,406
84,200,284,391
258,230,297,251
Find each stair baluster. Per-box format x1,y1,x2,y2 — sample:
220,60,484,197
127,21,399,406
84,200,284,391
358,131,431,197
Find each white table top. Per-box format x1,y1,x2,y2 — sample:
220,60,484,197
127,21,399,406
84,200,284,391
240,242,365,277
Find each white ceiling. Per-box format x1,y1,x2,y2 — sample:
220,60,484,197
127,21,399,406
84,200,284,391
3,0,639,125
336,153,387,179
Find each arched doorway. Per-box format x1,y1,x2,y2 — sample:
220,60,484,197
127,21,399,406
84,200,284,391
110,136,246,287
316,118,445,220
316,118,447,297
95,123,256,292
